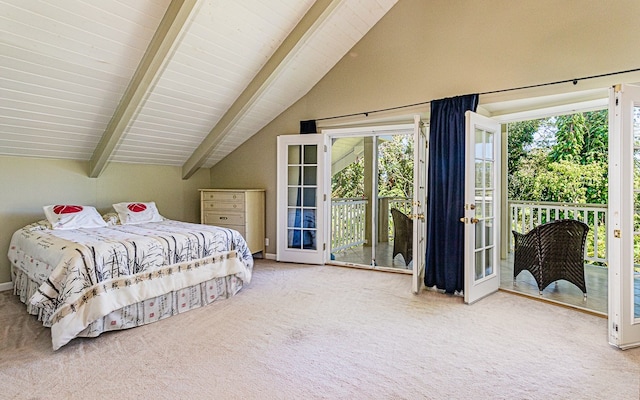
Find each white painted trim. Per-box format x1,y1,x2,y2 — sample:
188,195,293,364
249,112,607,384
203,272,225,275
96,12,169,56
0,282,13,292
490,98,607,123
321,123,414,135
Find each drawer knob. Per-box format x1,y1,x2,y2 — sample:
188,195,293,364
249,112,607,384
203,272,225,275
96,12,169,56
220,216,228,220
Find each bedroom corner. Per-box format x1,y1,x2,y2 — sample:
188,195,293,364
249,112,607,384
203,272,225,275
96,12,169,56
0,156,211,287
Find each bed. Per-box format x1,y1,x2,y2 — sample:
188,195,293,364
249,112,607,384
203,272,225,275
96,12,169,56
8,203,253,350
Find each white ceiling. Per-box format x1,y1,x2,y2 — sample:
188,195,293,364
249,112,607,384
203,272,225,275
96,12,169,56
0,0,398,178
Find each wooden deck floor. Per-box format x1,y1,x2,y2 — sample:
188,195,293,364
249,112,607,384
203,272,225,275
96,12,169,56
330,241,413,271
329,242,613,316
330,241,640,317
500,255,608,316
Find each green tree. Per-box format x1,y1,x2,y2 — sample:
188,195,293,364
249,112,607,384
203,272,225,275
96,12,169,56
530,160,607,203
582,110,608,164
509,148,549,201
550,113,586,163
507,119,537,173
331,134,413,199
331,155,364,198
508,110,608,205
378,135,413,198
507,119,538,199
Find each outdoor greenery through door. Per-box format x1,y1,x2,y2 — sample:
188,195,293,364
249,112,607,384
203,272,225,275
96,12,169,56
330,133,414,269
506,109,610,313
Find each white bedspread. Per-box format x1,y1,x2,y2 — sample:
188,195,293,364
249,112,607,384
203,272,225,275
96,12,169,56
8,219,253,349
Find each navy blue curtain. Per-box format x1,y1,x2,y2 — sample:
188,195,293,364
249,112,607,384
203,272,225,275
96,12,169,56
424,94,479,294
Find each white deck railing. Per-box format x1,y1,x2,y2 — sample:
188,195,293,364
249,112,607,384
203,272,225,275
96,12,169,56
378,197,412,242
330,196,411,253
330,198,609,265
509,200,608,265
331,198,367,252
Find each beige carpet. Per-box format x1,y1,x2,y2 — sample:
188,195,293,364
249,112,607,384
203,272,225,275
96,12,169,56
1,259,639,400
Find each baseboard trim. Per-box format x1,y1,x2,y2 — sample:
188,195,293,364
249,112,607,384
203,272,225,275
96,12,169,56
0,281,13,292
264,252,276,260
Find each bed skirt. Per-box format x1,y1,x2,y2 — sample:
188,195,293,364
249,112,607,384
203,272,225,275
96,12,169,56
11,265,244,340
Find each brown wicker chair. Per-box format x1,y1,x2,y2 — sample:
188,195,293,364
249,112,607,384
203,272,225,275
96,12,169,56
391,208,413,265
512,219,589,296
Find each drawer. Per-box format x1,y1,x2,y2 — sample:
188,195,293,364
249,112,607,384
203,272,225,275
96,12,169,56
204,212,245,226
201,191,244,203
216,225,246,238
202,200,244,212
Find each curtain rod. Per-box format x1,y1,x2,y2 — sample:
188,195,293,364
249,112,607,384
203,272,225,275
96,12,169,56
314,67,640,122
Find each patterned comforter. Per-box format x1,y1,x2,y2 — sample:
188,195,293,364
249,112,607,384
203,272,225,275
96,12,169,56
8,219,253,350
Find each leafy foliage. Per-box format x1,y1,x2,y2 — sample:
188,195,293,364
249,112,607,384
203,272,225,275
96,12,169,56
508,110,608,205
331,134,413,199
507,119,537,175
332,155,364,198
378,135,414,198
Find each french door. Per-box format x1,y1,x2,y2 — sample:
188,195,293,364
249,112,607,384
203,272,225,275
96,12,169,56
276,134,325,265
412,115,427,294
276,116,428,293
463,111,501,304
322,122,421,271
608,84,640,349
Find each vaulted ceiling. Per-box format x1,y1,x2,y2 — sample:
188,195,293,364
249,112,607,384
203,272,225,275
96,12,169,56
0,0,397,178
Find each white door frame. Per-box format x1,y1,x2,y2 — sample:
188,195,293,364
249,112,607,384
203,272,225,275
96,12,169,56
608,83,640,349
276,134,325,265
412,115,428,294
463,111,501,304
322,123,417,269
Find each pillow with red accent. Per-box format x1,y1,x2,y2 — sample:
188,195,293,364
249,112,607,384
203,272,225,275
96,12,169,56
112,201,163,225
43,205,108,230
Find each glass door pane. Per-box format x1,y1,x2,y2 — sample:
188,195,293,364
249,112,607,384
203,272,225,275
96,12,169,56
329,136,373,265
376,133,414,269
473,127,496,282
287,144,318,250
328,129,414,270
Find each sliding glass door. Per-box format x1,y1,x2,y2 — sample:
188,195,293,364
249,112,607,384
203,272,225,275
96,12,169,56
327,125,415,270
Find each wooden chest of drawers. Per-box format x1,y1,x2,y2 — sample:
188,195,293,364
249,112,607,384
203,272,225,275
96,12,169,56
199,189,265,255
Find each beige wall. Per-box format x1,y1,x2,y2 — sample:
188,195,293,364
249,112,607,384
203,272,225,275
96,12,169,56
210,0,640,255
0,156,209,284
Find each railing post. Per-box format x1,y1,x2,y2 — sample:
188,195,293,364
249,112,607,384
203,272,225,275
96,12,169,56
379,197,389,243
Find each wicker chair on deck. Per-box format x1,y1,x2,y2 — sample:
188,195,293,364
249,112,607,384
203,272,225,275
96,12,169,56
512,219,589,297
391,208,413,265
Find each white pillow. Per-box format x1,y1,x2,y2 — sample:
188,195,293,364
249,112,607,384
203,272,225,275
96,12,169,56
112,201,163,225
43,205,108,230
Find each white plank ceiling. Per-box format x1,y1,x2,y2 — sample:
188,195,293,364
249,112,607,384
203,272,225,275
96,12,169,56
0,0,398,178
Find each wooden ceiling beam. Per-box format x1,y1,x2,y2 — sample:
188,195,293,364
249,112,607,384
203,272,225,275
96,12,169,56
181,0,341,179
89,0,198,178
